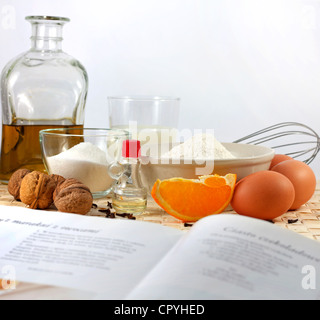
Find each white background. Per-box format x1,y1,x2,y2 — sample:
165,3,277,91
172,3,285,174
1,0,320,176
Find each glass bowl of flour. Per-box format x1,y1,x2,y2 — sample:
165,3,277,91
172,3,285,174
40,128,130,198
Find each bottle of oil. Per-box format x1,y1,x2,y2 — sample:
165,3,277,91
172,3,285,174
0,16,88,183
112,140,147,215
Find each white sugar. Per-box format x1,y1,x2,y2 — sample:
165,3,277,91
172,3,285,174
52,142,108,164
46,142,114,193
161,133,235,160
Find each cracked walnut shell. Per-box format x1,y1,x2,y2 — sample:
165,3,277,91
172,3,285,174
20,171,56,209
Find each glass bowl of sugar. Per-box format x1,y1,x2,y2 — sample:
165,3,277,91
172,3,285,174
40,128,130,198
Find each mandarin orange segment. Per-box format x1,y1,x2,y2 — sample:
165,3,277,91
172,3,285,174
151,174,237,222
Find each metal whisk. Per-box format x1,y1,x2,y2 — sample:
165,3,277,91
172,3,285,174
233,122,320,165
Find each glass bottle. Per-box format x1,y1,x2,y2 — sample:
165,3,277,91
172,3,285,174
112,140,147,215
0,16,88,183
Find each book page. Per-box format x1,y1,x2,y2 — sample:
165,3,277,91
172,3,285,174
127,214,320,300
0,205,183,299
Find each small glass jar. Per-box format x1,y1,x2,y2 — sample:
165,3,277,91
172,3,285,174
0,16,88,183
112,140,148,215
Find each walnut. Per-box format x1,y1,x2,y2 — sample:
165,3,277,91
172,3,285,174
53,178,88,200
8,169,32,200
49,174,65,188
20,171,56,209
54,183,93,215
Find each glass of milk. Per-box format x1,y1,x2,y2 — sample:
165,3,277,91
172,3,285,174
40,128,130,198
108,96,180,158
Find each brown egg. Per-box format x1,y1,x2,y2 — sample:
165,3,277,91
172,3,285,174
271,160,316,210
231,171,295,220
269,154,293,169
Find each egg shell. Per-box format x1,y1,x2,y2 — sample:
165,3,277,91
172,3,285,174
231,170,295,220
271,160,316,210
269,154,293,169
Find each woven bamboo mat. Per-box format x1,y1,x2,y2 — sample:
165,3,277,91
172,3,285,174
1,183,320,241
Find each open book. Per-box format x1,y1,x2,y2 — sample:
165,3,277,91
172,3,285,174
0,204,319,300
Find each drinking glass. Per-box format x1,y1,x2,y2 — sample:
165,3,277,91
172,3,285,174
108,96,180,152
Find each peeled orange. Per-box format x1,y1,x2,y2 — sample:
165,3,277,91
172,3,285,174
151,174,237,222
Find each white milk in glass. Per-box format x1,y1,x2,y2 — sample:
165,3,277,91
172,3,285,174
112,125,178,158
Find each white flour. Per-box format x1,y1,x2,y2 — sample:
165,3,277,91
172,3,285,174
46,142,114,193
161,133,235,160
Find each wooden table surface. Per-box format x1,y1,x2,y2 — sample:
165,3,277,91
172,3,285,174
1,182,320,241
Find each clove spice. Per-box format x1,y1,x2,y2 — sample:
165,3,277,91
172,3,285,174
116,213,136,220
288,219,299,224
184,223,193,228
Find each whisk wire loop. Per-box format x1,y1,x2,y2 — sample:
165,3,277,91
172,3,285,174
233,122,320,164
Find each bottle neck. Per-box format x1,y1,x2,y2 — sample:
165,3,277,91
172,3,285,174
29,21,64,52
131,161,144,188
121,157,144,188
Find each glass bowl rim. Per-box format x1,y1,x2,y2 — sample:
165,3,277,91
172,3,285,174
107,95,180,102
39,127,130,138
